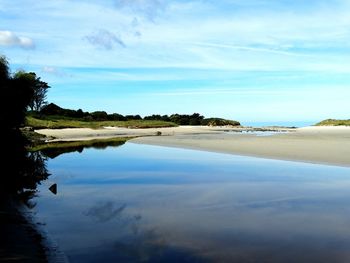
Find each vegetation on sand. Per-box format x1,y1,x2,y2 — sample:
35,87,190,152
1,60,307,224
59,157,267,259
201,118,241,126
316,119,350,126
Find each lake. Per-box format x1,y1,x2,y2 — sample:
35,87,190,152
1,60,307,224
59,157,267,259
34,142,350,263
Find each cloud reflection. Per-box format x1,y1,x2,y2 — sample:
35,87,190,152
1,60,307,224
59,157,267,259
37,144,350,262
83,201,126,223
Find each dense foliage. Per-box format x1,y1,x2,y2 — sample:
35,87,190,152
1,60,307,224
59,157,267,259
14,71,50,111
0,56,34,129
38,103,241,126
39,103,142,121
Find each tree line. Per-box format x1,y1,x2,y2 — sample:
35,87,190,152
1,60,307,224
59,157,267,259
36,103,240,126
38,103,205,124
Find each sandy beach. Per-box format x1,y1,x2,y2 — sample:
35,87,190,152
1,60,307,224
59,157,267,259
36,126,350,167
35,126,294,141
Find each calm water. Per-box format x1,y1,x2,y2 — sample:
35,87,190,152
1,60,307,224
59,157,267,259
34,143,350,263
242,121,314,128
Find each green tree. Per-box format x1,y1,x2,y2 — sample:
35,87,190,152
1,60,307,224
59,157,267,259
14,71,50,111
0,57,34,129
0,56,9,82
91,111,108,121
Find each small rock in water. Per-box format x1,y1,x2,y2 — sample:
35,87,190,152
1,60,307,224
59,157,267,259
49,183,57,195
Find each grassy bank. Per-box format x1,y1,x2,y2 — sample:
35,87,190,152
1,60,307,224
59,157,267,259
316,119,350,126
26,116,178,129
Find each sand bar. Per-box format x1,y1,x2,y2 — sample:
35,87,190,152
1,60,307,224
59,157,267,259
35,126,293,141
36,126,350,167
132,126,350,167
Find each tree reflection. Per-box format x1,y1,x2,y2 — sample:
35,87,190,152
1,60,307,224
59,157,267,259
39,140,127,159
0,130,49,204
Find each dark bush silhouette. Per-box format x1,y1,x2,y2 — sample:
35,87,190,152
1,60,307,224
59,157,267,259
91,111,109,121
0,57,34,129
0,56,49,197
108,113,126,121
168,113,204,125
125,114,142,120
14,71,50,112
40,103,88,119
144,114,163,121
40,102,63,115
40,103,129,121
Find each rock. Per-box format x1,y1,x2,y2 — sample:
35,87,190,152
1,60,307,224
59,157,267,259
49,183,57,195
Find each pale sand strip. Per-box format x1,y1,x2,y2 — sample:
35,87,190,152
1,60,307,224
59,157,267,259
132,126,350,167
36,126,350,167
35,126,278,141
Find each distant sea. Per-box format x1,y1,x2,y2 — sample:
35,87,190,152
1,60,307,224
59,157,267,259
242,121,315,128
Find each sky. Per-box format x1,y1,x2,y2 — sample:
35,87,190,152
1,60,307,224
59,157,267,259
1,0,350,125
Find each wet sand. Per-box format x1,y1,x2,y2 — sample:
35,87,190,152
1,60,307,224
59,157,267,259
36,126,350,167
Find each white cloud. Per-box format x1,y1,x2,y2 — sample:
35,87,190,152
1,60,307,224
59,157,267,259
3,0,350,73
42,66,57,74
0,30,35,49
41,66,71,77
114,0,166,21
84,29,126,49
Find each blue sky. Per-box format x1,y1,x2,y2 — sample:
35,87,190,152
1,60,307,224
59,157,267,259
1,0,350,125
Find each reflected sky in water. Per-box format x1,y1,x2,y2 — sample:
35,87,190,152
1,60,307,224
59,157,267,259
34,143,350,263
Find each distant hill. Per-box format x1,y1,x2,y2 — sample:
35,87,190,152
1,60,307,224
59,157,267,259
316,119,350,126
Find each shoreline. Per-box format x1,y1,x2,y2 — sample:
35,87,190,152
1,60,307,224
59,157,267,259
35,126,350,168
131,138,350,168
34,125,295,142
0,197,47,263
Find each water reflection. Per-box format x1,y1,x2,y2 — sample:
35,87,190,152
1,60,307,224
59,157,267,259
0,130,49,203
80,199,207,263
84,201,127,223
0,130,50,261
34,143,350,263
40,140,126,159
